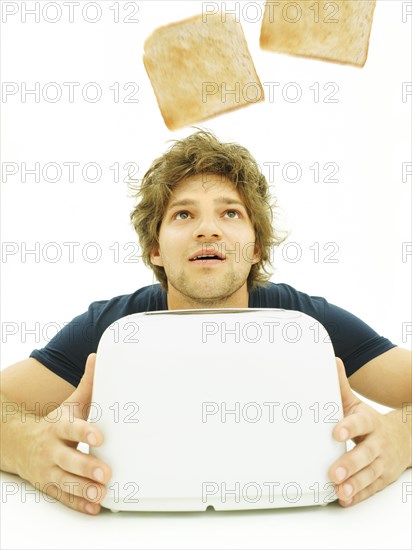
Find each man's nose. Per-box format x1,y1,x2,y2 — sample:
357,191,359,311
193,215,222,238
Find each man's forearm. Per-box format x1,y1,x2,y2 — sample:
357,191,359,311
0,391,38,477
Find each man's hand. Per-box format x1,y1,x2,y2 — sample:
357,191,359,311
18,353,111,515
328,358,411,507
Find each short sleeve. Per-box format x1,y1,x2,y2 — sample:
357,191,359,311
30,304,103,387
318,301,396,377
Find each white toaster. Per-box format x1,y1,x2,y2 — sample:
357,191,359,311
89,308,346,512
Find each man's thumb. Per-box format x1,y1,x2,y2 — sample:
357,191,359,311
335,357,360,414
64,353,96,420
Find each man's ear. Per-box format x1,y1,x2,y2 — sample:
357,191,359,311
150,245,163,267
251,243,261,265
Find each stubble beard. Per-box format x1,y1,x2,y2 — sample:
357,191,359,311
167,265,247,308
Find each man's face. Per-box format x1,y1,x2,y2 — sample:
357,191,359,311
150,173,260,309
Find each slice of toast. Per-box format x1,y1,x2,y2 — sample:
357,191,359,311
143,13,264,130
260,1,376,67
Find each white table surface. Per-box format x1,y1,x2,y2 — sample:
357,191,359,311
1,468,411,550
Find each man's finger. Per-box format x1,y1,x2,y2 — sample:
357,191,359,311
42,479,102,515
53,414,102,447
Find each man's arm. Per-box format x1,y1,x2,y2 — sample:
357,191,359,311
1,358,76,414
348,346,412,408
0,355,111,514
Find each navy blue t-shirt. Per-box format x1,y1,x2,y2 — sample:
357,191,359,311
30,282,396,387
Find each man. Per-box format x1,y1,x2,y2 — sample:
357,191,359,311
1,130,411,515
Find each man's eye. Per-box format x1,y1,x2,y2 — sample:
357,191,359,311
225,210,240,219
174,211,190,220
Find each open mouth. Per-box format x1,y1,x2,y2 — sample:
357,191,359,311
189,255,225,264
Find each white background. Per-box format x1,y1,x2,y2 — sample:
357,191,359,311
1,468,411,550
1,0,411,368
0,2,411,549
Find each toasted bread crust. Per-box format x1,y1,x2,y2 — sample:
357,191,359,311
143,13,264,130
260,0,376,67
